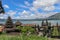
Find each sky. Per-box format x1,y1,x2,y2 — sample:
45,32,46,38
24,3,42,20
0,0,60,19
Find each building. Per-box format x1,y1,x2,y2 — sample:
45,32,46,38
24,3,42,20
4,16,20,34
14,20,22,27
41,20,52,37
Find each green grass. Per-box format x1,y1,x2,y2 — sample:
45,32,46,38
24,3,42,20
0,34,54,40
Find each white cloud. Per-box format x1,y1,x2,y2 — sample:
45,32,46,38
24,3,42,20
33,0,58,7
44,6,55,11
19,10,30,17
17,10,58,19
0,13,8,19
7,10,17,16
25,0,59,19
33,0,59,11
0,10,17,19
25,1,30,6
30,7,37,11
3,5,9,9
0,10,58,19
33,12,58,19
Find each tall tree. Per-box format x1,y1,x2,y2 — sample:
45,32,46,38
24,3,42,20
5,16,13,28
52,26,59,36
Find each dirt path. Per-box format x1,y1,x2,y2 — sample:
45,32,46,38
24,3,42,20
48,38,60,40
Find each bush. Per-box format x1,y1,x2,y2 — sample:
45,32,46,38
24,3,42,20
52,26,59,36
17,26,35,33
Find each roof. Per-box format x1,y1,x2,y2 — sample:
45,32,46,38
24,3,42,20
15,21,22,25
4,28,19,31
21,24,36,27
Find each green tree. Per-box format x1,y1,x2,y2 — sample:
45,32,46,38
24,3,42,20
27,26,35,33
52,26,59,36
17,26,35,33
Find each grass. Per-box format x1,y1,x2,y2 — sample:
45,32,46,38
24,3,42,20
0,32,55,40
0,34,55,40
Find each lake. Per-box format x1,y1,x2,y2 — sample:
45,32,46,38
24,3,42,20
0,20,60,26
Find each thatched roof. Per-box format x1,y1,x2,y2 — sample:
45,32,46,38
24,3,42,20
15,21,22,25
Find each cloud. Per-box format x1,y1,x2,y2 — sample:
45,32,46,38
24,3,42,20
26,0,59,19
0,13,8,19
0,10,58,19
21,10,30,15
0,10,31,19
30,7,37,11
0,0,60,19
7,10,17,16
32,12,58,19
18,10,31,19
32,0,59,11
33,0,58,7
17,10,58,19
0,10,17,19
3,4,9,9
44,6,55,11
25,1,30,6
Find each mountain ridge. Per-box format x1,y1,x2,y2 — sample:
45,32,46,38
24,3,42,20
48,13,60,20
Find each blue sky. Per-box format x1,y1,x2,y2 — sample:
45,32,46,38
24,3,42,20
0,0,60,19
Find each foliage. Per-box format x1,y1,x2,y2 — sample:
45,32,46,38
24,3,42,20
17,26,35,33
0,34,49,40
52,26,59,36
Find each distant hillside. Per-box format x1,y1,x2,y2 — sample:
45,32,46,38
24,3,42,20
48,13,60,20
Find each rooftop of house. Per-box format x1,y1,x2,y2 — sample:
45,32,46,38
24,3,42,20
21,24,36,27
15,21,22,25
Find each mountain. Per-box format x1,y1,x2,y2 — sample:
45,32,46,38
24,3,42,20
48,13,60,20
